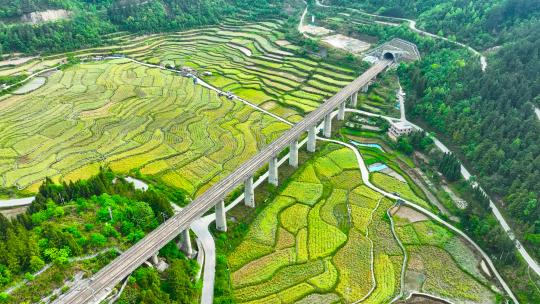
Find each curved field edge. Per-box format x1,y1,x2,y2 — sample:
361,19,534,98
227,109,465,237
225,143,497,303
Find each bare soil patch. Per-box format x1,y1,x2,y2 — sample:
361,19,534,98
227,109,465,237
303,25,333,36
395,206,428,223
21,9,71,24
13,77,46,94
275,40,291,46
322,34,371,54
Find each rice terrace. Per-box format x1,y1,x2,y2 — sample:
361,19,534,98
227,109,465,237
0,0,538,304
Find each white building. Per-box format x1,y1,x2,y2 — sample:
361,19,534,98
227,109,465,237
388,121,413,140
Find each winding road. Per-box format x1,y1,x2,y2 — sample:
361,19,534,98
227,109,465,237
318,130,517,303
2,40,531,302
345,106,540,279
314,0,487,71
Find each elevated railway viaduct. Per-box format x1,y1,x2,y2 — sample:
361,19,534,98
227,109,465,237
57,59,392,303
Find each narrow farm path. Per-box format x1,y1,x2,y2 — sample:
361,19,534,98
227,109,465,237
116,56,294,126
353,197,383,303
386,205,408,302
298,0,309,36
317,122,518,303
345,108,540,278
0,66,58,93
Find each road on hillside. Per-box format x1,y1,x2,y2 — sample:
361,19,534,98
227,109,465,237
57,60,391,304
346,108,540,278
313,0,487,71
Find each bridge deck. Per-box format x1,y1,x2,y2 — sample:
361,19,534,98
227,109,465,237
59,59,391,303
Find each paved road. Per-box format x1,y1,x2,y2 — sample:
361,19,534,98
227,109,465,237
56,60,391,304
347,107,540,278
0,197,34,208
314,0,487,71
319,135,518,303
298,2,308,36
397,82,405,120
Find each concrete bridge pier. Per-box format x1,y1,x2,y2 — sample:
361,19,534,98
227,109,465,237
268,157,279,186
307,126,317,152
151,253,159,265
215,200,227,232
362,84,369,93
244,176,255,208
289,140,299,167
350,92,358,107
181,229,194,257
323,113,332,137
338,102,346,120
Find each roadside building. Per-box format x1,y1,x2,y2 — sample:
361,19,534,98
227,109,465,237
388,121,413,140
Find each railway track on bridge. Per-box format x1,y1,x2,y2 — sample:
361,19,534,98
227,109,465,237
57,59,391,304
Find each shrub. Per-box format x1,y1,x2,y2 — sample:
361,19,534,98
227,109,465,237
29,256,45,272
24,272,34,281
90,233,107,247
0,266,11,286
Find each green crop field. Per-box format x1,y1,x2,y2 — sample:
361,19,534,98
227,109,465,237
356,70,401,118
394,207,498,303
0,16,507,304
0,59,289,195
134,24,361,121
227,144,501,303
0,20,366,194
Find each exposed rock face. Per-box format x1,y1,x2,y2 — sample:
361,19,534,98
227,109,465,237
21,9,71,24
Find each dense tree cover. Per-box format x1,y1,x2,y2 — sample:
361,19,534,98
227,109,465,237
118,256,199,304
394,130,434,155
438,152,461,182
0,168,179,289
0,0,75,18
327,0,540,48
107,0,235,32
0,0,286,55
336,1,539,262
400,24,539,257
459,182,516,257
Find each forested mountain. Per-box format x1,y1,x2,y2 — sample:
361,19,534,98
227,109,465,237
317,0,540,260
401,22,540,253
329,0,539,257
326,0,540,49
0,0,285,54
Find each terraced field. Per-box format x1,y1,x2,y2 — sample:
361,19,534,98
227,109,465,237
227,144,499,303
0,59,289,194
128,21,363,122
0,16,503,303
229,144,399,303
0,20,369,194
393,206,498,303
357,71,401,118
2,21,364,123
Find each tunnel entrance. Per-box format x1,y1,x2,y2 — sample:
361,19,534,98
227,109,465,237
383,52,395,61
